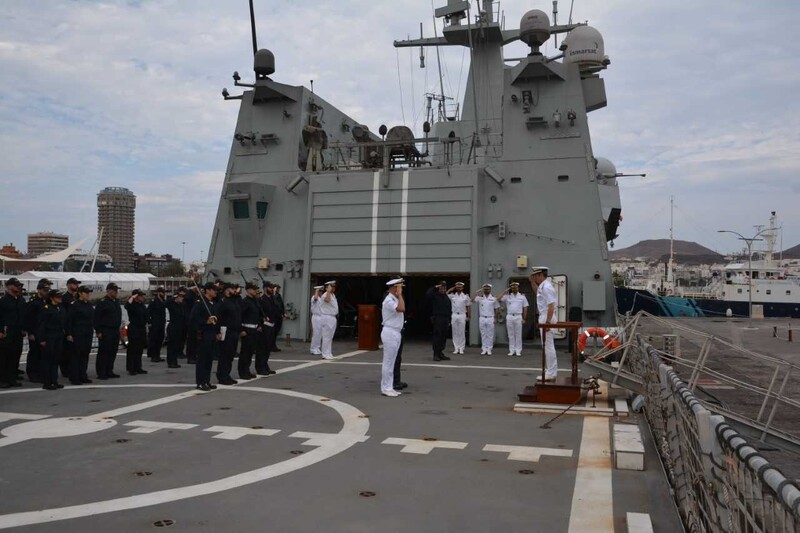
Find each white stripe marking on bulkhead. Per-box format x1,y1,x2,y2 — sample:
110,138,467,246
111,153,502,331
370,170,380,273
400,169,409,273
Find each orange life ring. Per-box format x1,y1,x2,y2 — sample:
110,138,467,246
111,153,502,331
577,327,621,354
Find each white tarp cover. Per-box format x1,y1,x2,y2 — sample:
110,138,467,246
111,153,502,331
0,272,155,292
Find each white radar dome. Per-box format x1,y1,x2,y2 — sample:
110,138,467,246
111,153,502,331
563,25,605,72
519,9,551,48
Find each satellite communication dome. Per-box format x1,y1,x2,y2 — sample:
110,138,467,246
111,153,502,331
595,157,617,180
385,125,415,144
563,25,605,71
254,49,275,77
519,10,551,47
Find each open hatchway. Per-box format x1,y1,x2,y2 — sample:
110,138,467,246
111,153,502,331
309,274,471,340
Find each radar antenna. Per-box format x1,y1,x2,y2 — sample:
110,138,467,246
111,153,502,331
248,0,258,55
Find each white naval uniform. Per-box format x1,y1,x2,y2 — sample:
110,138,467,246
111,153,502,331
501,292,529,355
310,295,322,355
448,292,471,352
536,278,558,379
380,292,404,393
318,294,338,358
473,294,499,352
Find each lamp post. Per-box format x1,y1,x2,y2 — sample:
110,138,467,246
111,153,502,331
717,228,769,326
181,241,186,264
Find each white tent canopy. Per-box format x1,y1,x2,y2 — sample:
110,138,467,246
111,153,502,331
0,272,155,293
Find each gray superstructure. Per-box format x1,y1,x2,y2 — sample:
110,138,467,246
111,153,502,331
207,2,621,342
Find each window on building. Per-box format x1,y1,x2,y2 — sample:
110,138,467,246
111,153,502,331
737,288,743,294
787,290,792,296
233,200,250,219
256,201,268,220
766,290,771,295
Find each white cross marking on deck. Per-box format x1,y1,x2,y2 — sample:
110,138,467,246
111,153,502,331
382,437,467,454
124,420,198,434
0,412,50,423
204,426,280,440
289,431,369,446
482,444,573,462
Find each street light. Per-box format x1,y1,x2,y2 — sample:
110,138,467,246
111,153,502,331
181,241,186,264
717,228,769,326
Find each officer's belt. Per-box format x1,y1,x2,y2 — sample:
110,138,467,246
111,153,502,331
242,323,258,329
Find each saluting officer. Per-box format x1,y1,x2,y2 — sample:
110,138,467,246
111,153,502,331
238,282,262,379
216,283,242,385
60,277,81,378
309,285,324,356
446,281,470,355
183,284,199,364
23,278,52,383
38,289,66,390
125,289,148,375
165,290,186,369
531,266,558,381
94,282,122,379
190,282,220,391
256,282,280,375
426,281,452,362
380,278,406,397
147,287,167,362
66,285,94,384
498,282,529,357
473,283,500,355
0,277,26,388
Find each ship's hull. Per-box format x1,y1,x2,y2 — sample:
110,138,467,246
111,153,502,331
616,286,800,318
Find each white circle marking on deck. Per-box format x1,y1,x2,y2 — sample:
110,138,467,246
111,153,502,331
0,385,369,530
1,417,116,439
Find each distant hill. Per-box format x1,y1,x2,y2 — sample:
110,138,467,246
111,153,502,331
611,239,723,263
782,243,800,259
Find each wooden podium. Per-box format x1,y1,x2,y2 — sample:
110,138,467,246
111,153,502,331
518,321,583,404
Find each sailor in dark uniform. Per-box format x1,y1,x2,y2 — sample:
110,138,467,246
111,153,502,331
165,290,186,368
184,284,199,364
147,287,167,362
272,284,285,352
238,282,261,379
190,282,220,391
125,289,148,375
256,282,280,376
0,277,26,388
37,289,66,390
215,283,242,385
66,285,94,384
23,278,52,383
60,277,81,378
426,281,452,361
93,282,122,379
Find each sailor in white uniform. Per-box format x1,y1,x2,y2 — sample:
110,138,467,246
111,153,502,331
309,285,324,356
446,281,470,354
498,282,528,356
473,283,499,355
318,281,338,360
531,266,558,380
380,278,405,397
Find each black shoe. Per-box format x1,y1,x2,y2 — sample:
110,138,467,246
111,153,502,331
187,358,197,365
256,369,268,376
394,382,408,390
238,374,253,380
81,378,93,384
137,369,148,374
96,375,109,380
69,380,83,385
196,384,211,391
150,358,165,363
109,373,121,378
207,383,218,390
438,354,451,361
272,347,282,352
55,383,65,389
433,356,443,361
168,364,181,369
218,377,237,385
268,370,277,375
43,384,59,390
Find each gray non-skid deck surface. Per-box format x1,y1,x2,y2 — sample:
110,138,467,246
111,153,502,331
0,341,680,532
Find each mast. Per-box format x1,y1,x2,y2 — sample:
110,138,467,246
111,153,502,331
668,195,674,285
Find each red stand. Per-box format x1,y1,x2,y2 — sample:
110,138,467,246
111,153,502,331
518,321,583,404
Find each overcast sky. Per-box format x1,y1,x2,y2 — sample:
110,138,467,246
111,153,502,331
1,0,798,262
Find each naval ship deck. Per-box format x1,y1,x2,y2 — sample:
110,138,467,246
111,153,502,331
0,341,681,532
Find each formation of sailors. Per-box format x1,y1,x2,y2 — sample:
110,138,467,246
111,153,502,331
0,277,287,391
1,266,559,395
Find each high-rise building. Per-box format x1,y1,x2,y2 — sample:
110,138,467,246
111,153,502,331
97,187,136,272
27,232,69,257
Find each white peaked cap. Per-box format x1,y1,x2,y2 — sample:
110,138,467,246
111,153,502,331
482,283,492,288
313,285,325,290
325,280,337,286
386,278,404,286
530,266,549,275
